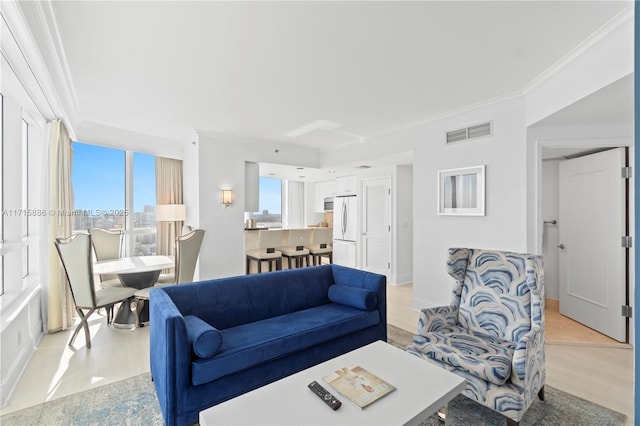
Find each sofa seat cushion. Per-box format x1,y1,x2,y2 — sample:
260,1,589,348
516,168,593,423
412,326,515,385
191,303,380,386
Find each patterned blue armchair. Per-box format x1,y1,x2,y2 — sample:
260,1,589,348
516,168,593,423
406,248,545,425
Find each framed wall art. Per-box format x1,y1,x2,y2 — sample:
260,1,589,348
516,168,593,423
437,165,485,216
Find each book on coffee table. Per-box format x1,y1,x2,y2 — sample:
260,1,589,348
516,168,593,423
322,365,396,408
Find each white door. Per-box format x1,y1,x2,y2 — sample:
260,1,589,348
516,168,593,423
362,177,391,277
558,148,627,342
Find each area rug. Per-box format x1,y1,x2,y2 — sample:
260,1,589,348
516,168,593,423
1,325,626,426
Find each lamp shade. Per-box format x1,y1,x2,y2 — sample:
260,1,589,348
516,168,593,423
156,204,186,221
221,190,234,206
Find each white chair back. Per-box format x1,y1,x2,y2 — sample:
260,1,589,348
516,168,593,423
55,233,96,308
176,229,205,284
89,228,122,261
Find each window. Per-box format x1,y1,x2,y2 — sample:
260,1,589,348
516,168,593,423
0,92,44,298
71,143,126,232
132,152,156,255
71,143,157,255
247,176,282,228
21,119,28,277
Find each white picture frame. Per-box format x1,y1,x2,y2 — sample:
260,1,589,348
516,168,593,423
437,165,485,216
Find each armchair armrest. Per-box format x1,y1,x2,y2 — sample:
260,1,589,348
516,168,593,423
418,306,458,335
512,325,545,381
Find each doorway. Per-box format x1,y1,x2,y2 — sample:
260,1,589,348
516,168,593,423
541,146,631,345
361,176,392,279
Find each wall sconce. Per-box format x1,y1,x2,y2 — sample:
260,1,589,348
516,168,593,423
221,189,234,206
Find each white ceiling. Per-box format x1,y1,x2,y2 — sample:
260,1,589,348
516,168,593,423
16,1,635,179
22,0,632,155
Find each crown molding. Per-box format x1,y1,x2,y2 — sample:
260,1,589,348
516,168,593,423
31,0,81,121
521,6,633,95
0,0,78,138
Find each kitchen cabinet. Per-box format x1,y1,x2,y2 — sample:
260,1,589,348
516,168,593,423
336,176,357,196
313,180,337,212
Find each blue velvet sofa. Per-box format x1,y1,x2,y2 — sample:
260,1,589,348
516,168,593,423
149,264,387,426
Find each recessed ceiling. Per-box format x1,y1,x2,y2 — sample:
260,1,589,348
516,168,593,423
533,74,634,128
20,1,631,149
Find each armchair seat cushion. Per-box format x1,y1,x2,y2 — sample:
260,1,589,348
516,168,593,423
413,326,515,385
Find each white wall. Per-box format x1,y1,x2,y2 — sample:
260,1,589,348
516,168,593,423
541,160,560,300
412,97,529,308
393,164,413,285
187,132,322,279
74,122,185,160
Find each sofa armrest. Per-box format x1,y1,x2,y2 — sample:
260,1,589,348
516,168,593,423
512,325,545,382
330,264,387,341
150,288,192,426
418,306,457,335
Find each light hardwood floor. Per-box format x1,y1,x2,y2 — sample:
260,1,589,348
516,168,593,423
2,283,635,426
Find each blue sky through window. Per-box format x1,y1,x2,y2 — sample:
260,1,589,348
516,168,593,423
259,176,281,214
72,143,155,211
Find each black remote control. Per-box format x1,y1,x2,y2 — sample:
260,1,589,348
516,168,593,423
308,381,341,410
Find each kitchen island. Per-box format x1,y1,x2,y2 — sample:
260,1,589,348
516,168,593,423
244,227,332,273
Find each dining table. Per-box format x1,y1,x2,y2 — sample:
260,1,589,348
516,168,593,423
93,255,174,328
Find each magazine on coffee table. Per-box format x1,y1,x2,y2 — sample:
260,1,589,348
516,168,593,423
322,365,396,408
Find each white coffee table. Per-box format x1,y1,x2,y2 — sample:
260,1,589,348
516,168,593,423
199,340,466,426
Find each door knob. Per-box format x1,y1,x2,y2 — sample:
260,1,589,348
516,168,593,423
557,244,566,249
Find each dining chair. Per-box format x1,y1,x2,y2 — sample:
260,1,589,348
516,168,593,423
307,227,333,265
132,229,205,328
156,228,205,284
245,229,284,274
89,227,124,288
55,233,137,348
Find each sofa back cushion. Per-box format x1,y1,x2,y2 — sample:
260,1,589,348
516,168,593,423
162,265,335,329
456,249,533,342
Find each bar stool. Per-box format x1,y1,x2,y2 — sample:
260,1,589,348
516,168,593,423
307,228,333,265
278,229,312,269
245,230,283,274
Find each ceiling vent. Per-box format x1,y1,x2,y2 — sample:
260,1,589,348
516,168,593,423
446,121,492,144
356,165,372,169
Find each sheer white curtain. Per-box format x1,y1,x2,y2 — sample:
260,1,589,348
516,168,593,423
156,157,183,256
284,180,305,229
46,120,74,332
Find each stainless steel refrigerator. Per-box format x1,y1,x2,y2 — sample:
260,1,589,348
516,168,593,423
332,195,357,267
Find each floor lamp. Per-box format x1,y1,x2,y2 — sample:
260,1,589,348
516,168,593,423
156,204,186,255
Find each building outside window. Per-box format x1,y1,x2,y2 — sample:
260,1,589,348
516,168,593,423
247,176,282,228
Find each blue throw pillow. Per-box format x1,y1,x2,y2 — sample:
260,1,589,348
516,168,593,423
328,285,378,311
184,315,223,358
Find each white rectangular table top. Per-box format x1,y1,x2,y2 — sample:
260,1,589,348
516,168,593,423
199,340,465,426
